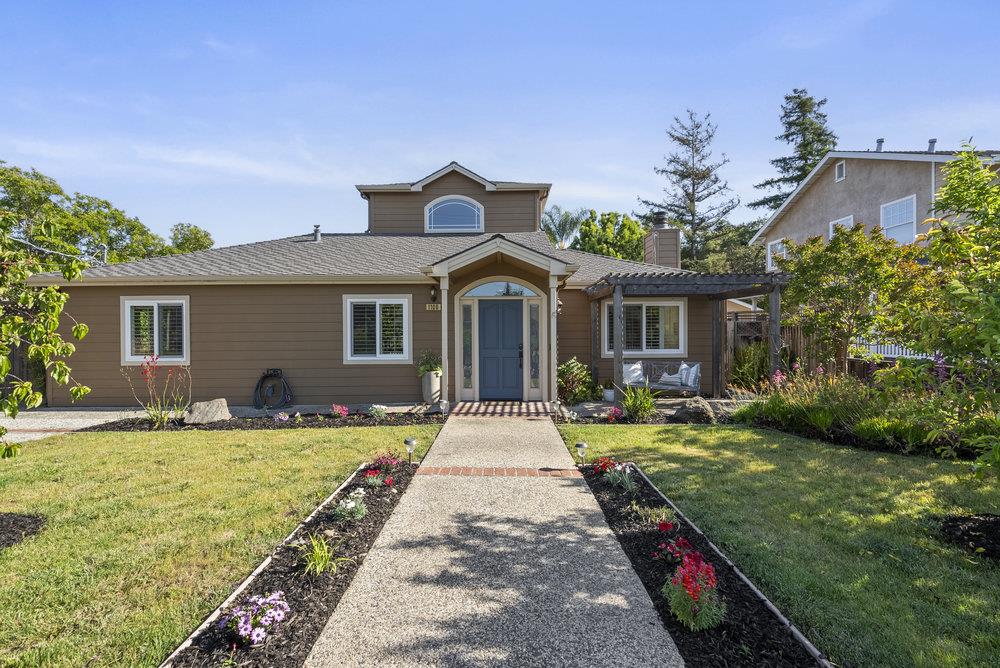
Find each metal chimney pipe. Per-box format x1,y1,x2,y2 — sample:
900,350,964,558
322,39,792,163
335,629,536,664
927,138,937,153
313,225,321,242
651,211,668,228
875,138,884,152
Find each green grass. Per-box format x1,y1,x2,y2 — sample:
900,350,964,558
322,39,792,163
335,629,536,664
0,426,440,667
559,424,1000,668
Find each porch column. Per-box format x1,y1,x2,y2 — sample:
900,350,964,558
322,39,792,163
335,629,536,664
440,276,450,411
549,275,559,410
711,299,723,398
612,283,623,402
769,285,781,374
589,299,600,382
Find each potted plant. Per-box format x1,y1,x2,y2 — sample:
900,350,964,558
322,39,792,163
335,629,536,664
602,379,616,403
416,350,442,404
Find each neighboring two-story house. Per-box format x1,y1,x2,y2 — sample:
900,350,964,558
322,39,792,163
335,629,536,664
35,162,762,408
750,141,1000,268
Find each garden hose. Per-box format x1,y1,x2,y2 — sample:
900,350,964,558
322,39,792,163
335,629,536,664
252,368,294,409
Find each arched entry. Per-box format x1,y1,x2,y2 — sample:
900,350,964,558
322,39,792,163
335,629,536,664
454,277,547,402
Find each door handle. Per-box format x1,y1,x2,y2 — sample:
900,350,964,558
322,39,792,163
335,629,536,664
518,344,523,369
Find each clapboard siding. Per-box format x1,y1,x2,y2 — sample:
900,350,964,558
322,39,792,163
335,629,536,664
48,284,441,406
368,172,540,234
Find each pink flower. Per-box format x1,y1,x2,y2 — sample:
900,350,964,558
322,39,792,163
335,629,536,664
815,364,825,375
771,369,787,385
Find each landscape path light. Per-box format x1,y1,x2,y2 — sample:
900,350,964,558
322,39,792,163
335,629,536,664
404,437,417,465
575,441,588,465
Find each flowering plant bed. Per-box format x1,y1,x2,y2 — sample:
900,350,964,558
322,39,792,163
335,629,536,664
165,456,416,667
581,461,827,667
83,411,445,432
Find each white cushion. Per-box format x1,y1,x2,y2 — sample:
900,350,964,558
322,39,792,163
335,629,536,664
658,370,682,385
623,362,644,384
681,362,701,387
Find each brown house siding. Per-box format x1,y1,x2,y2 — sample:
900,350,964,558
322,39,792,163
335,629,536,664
48,284,440,406
367,172,540,234
558,288,715,394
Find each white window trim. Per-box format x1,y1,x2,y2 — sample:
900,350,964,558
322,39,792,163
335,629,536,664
879,194,917,243
828,215,854,239
423,194,485,234
601,298,687,358
120,296,190,365
766,238,786,271
342,294,412,364
834,160,846,182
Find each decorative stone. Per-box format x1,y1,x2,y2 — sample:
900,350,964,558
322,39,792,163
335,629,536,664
184,398,232,424
673,396,716,424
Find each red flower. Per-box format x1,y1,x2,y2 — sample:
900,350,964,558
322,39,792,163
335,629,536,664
385,475,395,487
658,520,674,533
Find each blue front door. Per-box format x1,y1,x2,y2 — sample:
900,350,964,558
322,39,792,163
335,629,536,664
479,300,523,400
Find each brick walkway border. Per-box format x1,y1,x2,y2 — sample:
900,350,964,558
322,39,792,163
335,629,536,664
449,401,551,417
415,466,581,478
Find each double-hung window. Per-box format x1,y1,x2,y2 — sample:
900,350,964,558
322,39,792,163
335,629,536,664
604,300,686,357
828,215,854,239
121,296,189,364
880,194,917,243
344,295,410,362
766,238,786,270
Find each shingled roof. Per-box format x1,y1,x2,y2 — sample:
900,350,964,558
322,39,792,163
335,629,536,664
31,230,680,287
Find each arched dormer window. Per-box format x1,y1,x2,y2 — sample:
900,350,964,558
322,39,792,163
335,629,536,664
424,195,484,233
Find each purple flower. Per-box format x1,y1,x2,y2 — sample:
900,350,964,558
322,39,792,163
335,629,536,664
815,364,825,375
250,627,267,644
274,412,289,422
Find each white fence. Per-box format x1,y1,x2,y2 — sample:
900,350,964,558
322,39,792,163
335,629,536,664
854,339,931,360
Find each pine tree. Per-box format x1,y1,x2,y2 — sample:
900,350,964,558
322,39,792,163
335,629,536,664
749,89,838,211
638,110,739,265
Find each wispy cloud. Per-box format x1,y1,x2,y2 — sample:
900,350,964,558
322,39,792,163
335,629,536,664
764,0,893,49
201,36,255,58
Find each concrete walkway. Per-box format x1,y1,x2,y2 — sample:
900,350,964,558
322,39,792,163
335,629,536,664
0,407,144,442
306,416,682,667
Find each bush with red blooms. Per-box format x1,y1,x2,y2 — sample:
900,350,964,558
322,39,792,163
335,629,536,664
371,450,404,471
662,551,726,631
593,456,617,474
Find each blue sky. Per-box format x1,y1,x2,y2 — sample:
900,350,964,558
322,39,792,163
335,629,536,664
3,1,998,246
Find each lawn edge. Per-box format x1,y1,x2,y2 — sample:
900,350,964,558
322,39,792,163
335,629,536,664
158,463,367,668
629,463,834,668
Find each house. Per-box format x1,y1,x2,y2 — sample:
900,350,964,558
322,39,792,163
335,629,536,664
750,140,1000,269
33,162,784,409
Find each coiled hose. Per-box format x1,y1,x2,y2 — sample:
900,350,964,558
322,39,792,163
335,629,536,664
252,368,294,409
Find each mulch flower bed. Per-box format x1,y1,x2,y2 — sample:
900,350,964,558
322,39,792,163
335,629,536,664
582,463,824,667
0,513,45,552
81,412,446,433
940,514,1000,560
167,458,416,667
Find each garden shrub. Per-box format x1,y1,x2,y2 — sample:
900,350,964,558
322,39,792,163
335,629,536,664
731,340,770,389
620,384,657,423
663,552,726,631
557,357,596,405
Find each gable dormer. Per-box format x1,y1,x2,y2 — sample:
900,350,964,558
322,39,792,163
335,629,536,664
356,162,549,234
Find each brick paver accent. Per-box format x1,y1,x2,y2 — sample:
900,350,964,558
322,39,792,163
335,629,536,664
415,465,582,478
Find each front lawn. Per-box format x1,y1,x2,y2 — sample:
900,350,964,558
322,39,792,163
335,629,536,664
559,424,1000,668
0,426,440,667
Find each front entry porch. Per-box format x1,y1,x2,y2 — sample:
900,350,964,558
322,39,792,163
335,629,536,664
450,401,552,417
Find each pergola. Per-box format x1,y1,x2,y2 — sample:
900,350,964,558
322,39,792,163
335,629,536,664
584,271,790,398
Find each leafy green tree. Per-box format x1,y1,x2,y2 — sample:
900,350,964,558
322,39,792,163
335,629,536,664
60,194,171,262
1,163,91,457
541,205,587,249
570,210,646,261
639,110,739,265
688,221,765,273
749,89,838,211
777,223,912,372
169,222,214,254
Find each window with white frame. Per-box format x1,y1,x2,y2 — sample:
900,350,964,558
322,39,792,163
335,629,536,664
835,160,846,182
122,297,189,363
880,195,916,244
766,238,786,270
424,195,484,233
344,296,410,362
604,300,686,356
829,215,854,239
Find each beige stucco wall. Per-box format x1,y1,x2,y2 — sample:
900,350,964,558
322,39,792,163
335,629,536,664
366,172,542,234
762,158,946,247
